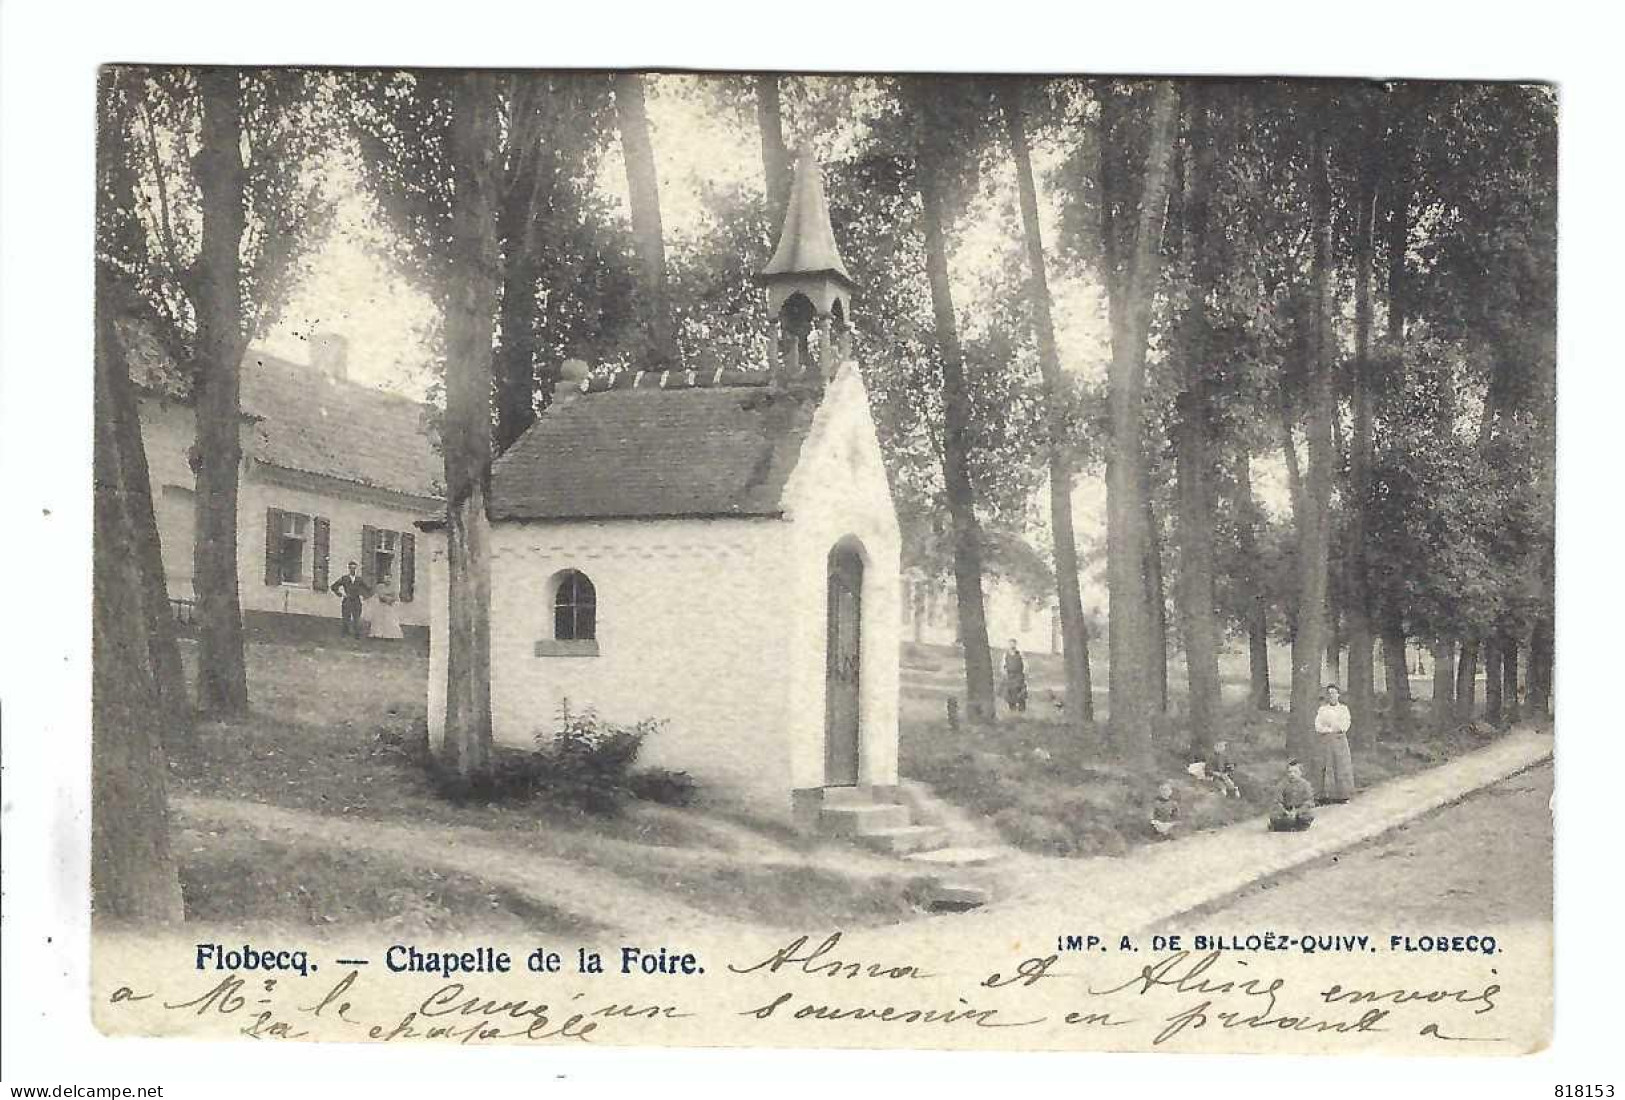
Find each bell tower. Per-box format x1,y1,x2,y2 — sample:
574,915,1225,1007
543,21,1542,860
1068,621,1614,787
757,143,857,385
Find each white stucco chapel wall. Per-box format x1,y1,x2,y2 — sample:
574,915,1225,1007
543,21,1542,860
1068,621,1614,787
426,360,903,819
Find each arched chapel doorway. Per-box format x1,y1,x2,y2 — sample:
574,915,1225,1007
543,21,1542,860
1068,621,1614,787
824,541,864,786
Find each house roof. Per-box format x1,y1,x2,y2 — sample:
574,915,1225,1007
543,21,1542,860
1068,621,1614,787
240,353,443,502
758,147,855,290
488,369,819,522
128,332,443,503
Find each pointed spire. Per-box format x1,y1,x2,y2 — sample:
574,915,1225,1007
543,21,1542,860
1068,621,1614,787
759,143,855,290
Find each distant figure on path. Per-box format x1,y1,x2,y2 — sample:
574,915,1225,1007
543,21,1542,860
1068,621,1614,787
1002,639,1028,714
1268,759,1316,832
370,573,404,641
1315,683,1356,803
1149,781,1180,838
330,560,371,639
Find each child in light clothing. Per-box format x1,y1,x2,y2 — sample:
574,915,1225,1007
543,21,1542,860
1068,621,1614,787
1268,760,1316,832
1149,781,1180,838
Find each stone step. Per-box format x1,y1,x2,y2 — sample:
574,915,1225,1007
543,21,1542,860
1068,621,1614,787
892,784,949,827
820,802,911,837
854,824,948,857
925,881,991,912
904,845,1010,868
817,785,872,809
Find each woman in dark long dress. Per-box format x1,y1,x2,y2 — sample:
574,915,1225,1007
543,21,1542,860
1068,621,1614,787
1002,639,1028,713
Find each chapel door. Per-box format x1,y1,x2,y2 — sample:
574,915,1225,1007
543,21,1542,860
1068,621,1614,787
825,546,863,787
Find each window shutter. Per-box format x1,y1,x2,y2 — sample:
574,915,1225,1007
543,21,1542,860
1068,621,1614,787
312,516,331,592
399,531,415,602
264,508,282,586
361,525,378,586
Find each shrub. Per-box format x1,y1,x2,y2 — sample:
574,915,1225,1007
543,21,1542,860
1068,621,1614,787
530,704,664,814
628,767,699,807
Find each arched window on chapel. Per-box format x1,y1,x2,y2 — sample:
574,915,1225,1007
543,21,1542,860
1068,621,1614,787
553,570,597,642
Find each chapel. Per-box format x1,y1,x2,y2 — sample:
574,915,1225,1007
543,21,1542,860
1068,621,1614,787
423,150,913,828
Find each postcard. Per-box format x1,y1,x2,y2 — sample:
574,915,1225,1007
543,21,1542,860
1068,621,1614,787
86,66,1555,1056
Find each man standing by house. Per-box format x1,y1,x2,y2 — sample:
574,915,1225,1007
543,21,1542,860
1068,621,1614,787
331,560,371,639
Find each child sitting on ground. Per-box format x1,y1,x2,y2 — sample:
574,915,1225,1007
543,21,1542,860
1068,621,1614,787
1268,760,1316,832
1207,739,1241,799
1149,781,1180,838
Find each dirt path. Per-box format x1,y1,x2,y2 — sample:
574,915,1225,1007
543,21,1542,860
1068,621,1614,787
1180,761,1553,929
176,795,762,939
860,727,1554,945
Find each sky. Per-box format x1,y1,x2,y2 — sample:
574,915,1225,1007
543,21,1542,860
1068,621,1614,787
259,73,1112,396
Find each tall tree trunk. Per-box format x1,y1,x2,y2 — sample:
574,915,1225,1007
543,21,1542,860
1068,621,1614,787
613,73,674,366
1236,449,1274,710
1100,82,1180,761
94,270,185,924
191,68,251,716
1430,639,1455,731
1173,399,1220,748
1528,325,1556,722
1287,120,1337,770
1002,81,1094,726
104,300,192,750
1454,637,1480,721
493,122,550,454
1483,637,1503,724
1345,141,1378,746
1528,614,1553,720
1381,604,1411,712
494,244,540,454
438,73,501,786
1143,459,1169,715
1373,109,1412,732
755,74,791,224
96,82,192,750
1502,635,1521,723
914,83,996,722
1232,452,1272,710
1170,89,1222,758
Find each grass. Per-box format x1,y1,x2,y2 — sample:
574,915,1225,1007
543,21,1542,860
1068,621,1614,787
900,686,1510,860
170,636,1511,929
178,826,604,938
171,640,931,931
173,643,716,849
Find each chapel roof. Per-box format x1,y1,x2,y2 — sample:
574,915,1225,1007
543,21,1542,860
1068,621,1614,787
758,146,855,289
487,369,819,522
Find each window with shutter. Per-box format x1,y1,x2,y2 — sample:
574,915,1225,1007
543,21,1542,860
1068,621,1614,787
399,532,415,602
312,516,331,591
373,529,398,587
277,512,309,584
361,525,378,586
264,508,282,586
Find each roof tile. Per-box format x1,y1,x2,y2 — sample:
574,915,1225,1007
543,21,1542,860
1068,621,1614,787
489,378,819,521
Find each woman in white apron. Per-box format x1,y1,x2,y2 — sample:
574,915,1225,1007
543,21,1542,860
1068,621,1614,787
370,574,405,641
1314,683,1356,802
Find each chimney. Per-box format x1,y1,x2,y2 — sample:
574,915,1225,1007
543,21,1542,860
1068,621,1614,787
554,359,591,406
310,332,349,382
